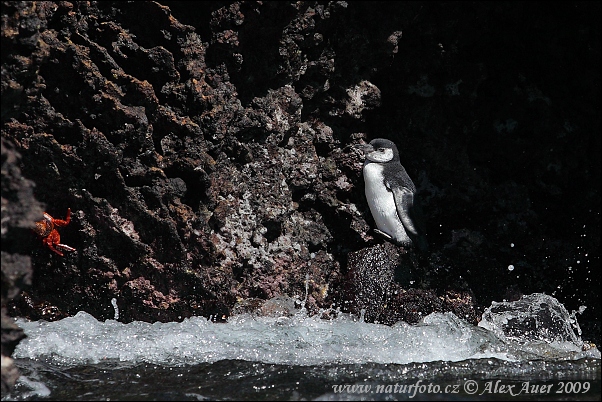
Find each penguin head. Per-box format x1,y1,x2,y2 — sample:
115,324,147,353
361,138,400,163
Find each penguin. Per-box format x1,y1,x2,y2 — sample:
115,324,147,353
360,138,428,252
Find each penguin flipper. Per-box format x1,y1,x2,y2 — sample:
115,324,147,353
389,185,428,251
390,186,420,237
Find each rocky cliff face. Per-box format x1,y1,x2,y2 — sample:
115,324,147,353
2,0,600,390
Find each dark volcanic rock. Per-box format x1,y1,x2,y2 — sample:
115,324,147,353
344,242,403,323
345,242,478,325
1,4,600,388
1,136,42,392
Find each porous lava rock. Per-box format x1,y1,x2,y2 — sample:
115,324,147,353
2,1,600,390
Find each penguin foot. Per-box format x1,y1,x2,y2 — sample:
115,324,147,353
373,228,393,241
373,229,410,253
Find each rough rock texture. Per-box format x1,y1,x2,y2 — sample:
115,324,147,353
344,242,478,325
1,136,42,392
1,0,600,390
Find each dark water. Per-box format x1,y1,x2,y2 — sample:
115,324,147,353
5,357,600,401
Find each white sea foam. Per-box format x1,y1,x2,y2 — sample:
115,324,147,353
12,293,599,367
11,376,51,399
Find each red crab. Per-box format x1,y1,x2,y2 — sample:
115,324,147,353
33,208,76,256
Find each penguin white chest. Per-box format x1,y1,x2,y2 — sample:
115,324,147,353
363,163,408,243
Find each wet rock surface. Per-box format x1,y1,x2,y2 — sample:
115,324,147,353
1,1,600,389
344,242,478,325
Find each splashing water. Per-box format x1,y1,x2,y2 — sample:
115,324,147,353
4,293,600,401
10,293,599,367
